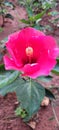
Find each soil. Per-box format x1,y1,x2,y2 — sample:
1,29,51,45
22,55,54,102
0,0,59,130
0,93,31,130
0,5,27,41
0,92,59,130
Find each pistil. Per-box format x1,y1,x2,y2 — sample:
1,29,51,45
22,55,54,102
26,47,33,63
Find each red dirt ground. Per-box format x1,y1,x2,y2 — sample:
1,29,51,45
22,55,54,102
0,1,59,130
0,92,59,130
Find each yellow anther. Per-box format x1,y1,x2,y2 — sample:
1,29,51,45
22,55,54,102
26,47,33,57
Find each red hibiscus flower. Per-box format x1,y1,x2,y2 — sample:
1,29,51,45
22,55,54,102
4,27,59,79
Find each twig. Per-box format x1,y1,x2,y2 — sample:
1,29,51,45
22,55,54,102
51,101,59,127
1,115,19,120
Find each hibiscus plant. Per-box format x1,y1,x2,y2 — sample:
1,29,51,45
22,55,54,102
0,27,59,121
0,0,14,27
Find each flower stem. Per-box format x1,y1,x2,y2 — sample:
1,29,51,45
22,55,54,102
30,78,31,87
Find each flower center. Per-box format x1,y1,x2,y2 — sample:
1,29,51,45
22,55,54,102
26,47,33,57
25,46,33,63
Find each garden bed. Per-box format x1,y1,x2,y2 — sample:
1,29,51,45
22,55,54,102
0,0,59,130
0,91,59,130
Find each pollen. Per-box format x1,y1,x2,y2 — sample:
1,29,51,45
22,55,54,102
26,47,33,57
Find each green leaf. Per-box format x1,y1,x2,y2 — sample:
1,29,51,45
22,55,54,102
4,1,15,9
0,27,3,32
33,25,45,31
15,107,23,116
49,11,59,16
0,37,8,48
15,79,45,121
15,106,27,118
26,6,33,17
0,77,45,121
29,10,46,22
52,64,59,74
0,9,7,15
56,58,59,62
20,19,30,24
45,88,55,99
0,66,20,89
0,77,19,95
0,64,5,72
52,59,59,75
37,75,52,82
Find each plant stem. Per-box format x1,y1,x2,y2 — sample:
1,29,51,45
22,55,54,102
1,15,4,27
30,78,31,86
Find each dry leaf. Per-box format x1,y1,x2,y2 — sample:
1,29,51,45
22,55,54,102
27,121,36,129
41,96,50,106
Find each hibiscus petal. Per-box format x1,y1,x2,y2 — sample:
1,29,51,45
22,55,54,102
50,47,59,58
18,27,45,39
22,58,56,79
5,27,45,65
3,27,59,79
3,55,23,70
40,36,59,58
26,35,59,60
